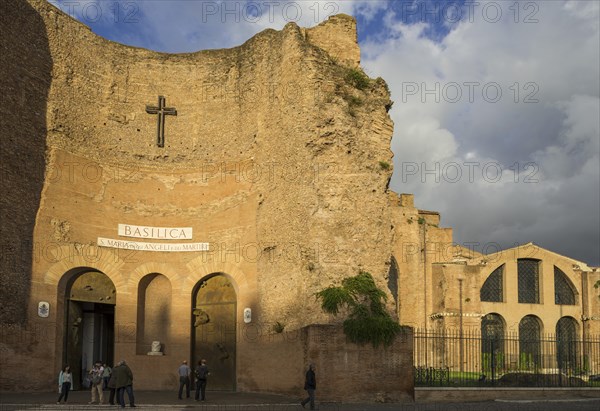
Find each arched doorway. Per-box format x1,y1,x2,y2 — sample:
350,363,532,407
63,269,116,390
191,274,236,391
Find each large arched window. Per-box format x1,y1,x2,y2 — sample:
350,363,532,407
481,313,505,371
518,259,540,303
556,317,579,372
519,315,542,370
480,265,504,302
554,267,576,305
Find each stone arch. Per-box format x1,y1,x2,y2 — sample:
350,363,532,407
43,245,127,290
127,262,182,292
518,315,543,370
136,273,172,355
184,258,249,297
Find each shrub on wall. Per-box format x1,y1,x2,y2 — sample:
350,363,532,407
316,271,401,347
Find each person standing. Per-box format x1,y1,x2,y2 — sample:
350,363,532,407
300,363,316,410
56,365,72,404
88,361,104,404
102,363,112,390
177,360,191,399
194,359,209,401
107,363,117,406
114,360,136,408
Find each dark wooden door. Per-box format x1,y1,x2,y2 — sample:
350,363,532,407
192,275,236,390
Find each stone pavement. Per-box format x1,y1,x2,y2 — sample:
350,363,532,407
1,391,599,411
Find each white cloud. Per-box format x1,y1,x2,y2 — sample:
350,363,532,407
361,1,600,264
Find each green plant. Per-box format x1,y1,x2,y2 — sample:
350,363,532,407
272,321,285,334
316,271,401,347
344,68,370,90
418,217,426,225
595,280,600,300
375,77,390,94
378,161,390,171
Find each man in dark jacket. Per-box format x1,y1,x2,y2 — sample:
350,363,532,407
107,364,117,405
114,360,136,408
301,363,316,410
194,359,209,401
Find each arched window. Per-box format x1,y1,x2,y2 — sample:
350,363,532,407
554,267,576,305
518,259,540,303
481,313,505,372
519,315,542,370
556,317,579,372
480,265,504,302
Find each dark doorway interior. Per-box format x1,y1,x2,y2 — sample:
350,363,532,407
63,270,116,390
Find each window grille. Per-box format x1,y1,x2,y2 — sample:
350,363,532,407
480,265,504,302
554,267,576,305
518,259,540,304
481,313,505,356
519,315,542,368
556,317,578,372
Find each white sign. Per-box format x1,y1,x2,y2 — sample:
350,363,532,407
98,237,209,252
118,224,192,240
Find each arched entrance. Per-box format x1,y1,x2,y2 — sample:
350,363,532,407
191,274,236,391
63,269,116,389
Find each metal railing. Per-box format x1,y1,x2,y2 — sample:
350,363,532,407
414,328,600,387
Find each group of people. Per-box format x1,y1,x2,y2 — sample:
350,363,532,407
56,359,315,409
176,359,210,401
56,360,136,407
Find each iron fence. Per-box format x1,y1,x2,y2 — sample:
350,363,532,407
414,328,600,387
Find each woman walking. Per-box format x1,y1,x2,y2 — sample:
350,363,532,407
56,365,72,404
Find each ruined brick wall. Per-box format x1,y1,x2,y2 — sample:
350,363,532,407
26,0,393,329
0,0,51,325
242,324,413,402
1,0,395,391
390,193,455,328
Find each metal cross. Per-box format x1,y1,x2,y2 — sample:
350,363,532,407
145,96,177,147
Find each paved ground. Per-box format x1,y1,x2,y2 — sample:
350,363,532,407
1,391,599,411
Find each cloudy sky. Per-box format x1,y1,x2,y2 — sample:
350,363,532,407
48,0,600,265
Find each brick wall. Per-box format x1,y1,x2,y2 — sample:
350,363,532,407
246,324,414,402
